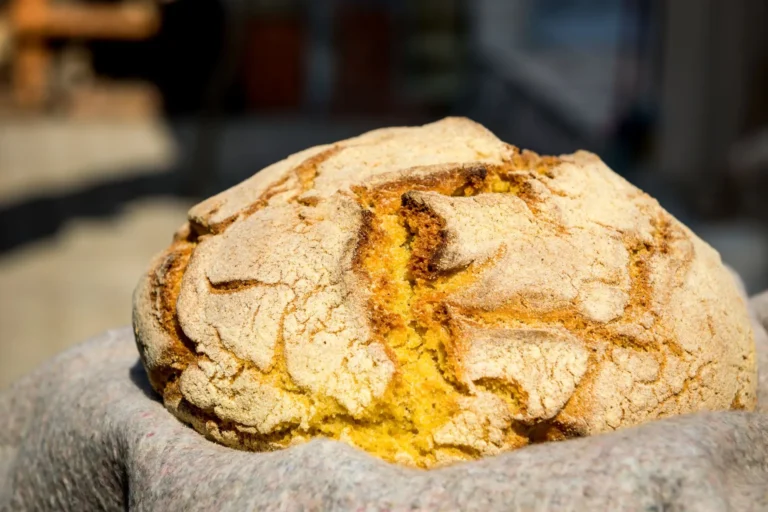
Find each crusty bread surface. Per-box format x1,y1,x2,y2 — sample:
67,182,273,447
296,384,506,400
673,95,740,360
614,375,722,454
133,118,756,468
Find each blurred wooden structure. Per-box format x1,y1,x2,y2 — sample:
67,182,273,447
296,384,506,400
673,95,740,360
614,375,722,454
8,0,159,109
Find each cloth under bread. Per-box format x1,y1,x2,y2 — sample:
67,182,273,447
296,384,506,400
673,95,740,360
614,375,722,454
2,279,767,511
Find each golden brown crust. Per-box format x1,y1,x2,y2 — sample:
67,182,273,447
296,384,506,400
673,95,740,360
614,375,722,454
133,233,196,392
133,117,757,468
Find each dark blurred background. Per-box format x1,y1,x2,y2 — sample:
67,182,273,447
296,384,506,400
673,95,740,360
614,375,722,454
1,0,767,387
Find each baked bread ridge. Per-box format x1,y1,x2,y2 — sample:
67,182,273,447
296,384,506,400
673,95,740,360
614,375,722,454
133,117,756,468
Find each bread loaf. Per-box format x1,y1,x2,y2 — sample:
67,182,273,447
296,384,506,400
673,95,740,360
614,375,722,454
133,117,756,468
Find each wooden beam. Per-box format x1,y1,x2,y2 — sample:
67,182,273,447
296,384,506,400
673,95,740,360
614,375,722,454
12,2,159,40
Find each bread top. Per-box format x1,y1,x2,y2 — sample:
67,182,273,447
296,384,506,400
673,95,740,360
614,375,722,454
134,117,756,468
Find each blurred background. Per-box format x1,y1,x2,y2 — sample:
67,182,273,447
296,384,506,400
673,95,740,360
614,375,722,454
0,0,767,388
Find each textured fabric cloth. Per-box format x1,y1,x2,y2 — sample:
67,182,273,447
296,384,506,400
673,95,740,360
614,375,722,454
2,295,768,511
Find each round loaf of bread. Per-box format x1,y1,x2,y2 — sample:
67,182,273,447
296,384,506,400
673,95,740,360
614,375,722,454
133,118,756,468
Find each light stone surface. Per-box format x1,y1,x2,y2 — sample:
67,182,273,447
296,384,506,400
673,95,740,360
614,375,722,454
0,120,175,204
0,198,191,390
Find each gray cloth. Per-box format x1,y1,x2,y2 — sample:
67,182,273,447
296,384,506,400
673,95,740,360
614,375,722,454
2,298,768,512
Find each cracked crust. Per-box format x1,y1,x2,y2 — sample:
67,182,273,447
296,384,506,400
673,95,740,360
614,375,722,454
133,117,757,468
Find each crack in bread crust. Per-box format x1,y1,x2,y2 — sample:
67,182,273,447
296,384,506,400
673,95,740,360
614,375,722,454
133,117,757,469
